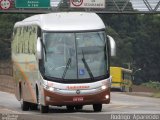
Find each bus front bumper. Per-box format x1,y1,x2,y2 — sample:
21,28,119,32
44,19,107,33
43,88,110,106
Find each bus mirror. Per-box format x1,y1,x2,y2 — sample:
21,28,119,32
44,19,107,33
37,37,42,60
107,35,116,56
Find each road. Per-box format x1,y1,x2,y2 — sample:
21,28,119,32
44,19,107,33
0,91,160,120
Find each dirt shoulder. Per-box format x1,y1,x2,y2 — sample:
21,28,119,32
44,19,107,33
0,75,14,94
132,85,159,92
125,85,160,97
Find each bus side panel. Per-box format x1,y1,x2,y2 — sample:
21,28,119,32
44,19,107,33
12,26,39,104
12,55,37,103
13,62,21,101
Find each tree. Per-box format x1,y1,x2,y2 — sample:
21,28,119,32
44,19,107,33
0,14,29,60
100,14,160,83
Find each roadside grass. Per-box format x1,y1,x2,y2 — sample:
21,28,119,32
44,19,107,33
151,92,160,98
142,81,160,98
142,81,160,90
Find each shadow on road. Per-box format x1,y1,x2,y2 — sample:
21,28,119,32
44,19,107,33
111,88,122,92
25,106,94,114
49,107,93,113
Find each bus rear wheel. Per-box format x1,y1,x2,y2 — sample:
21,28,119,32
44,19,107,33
93,104,102,112
30,103,38,110
21,101,30,111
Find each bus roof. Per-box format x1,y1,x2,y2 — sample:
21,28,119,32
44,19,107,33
14,12,105,31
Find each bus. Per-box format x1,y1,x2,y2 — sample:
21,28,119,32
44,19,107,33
110,67,133,92
11,12,116,113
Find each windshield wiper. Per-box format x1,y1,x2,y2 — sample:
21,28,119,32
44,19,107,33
62,58,71,79
82,50,94,80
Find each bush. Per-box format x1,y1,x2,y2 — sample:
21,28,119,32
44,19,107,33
142,81,160,90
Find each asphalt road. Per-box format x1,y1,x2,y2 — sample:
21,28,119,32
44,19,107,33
0,91,160,120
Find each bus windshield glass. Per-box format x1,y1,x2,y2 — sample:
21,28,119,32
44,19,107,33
43,31,108,82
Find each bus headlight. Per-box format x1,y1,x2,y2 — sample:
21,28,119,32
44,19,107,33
46,96,51,101
105,95,109,99
101,85,107,90
43,80,54,92
48,87,54,91
44,85,55,92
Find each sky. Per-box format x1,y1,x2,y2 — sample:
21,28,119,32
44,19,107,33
130,0,160,11
50,0,61,7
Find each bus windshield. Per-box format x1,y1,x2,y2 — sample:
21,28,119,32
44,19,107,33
42,31,108,82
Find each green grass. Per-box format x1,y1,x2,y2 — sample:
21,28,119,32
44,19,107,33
142,81,160,98
151,92,160,98
142,81,160,91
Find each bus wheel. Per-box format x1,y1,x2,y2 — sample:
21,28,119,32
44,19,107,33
75,105,83,110
40,105,49,113
66,105,74,112
30,103,38,110
93,104,102,112
21,101,30,111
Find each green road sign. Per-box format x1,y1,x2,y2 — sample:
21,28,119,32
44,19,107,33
15,0,50,8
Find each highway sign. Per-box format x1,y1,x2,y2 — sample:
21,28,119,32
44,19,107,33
15,0,50,8
70,0,105,9
0,0,11,10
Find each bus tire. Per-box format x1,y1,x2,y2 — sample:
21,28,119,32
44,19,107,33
40,105,49,113
93,104,102,112
66,105,74,112
21,101,30,111
19,82,22,100
75,105,83,110
30,103,38,110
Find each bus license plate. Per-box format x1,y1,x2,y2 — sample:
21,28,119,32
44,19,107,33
73,97,84,102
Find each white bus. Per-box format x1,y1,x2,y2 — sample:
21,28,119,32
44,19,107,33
12,12,116,113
